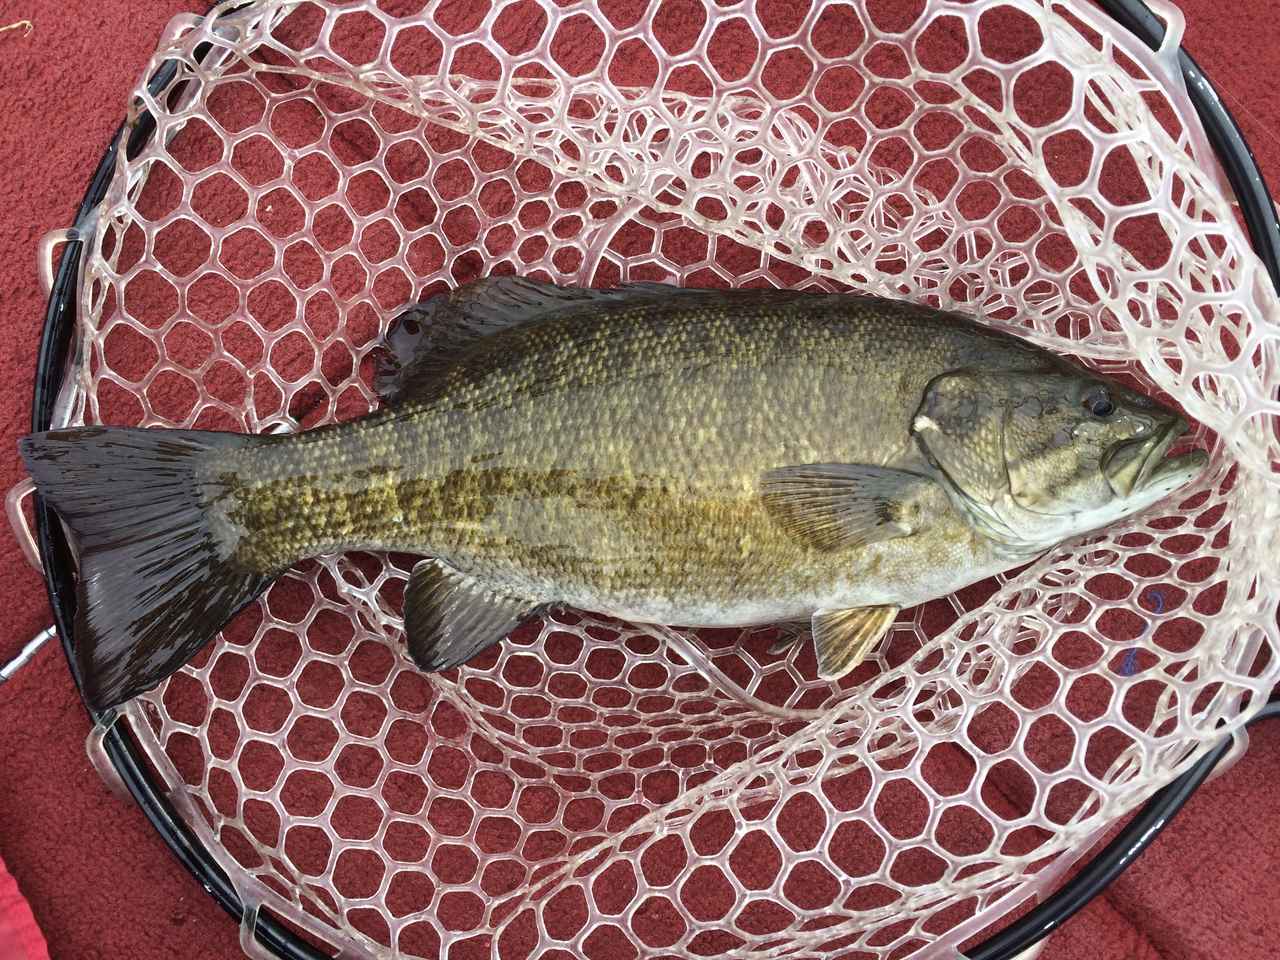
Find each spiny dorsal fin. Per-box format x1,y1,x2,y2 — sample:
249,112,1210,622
376,278,695,403
760,463,935,552
811,605,900,679
403,558,543,671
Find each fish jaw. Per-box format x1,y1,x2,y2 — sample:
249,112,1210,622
1128,447,1209,506
1103,416,1185,497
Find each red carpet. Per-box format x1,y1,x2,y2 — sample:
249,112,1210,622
0,852,48,960
0,2,1278,959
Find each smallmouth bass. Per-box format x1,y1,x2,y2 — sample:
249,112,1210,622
21,278,1207,710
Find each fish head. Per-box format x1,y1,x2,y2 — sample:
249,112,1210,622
912,365,1208,551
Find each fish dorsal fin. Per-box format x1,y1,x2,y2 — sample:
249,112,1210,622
811,605,899,679
376,277,689,403
403,558,543,671
760,463,935,552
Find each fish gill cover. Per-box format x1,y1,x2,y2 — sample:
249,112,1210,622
34,0,1280,957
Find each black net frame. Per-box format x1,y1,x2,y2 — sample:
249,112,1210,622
25,2,1280,958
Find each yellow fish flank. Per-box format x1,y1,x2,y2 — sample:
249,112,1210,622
22,279,1207,710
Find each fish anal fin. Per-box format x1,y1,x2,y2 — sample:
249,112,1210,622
811,604,900,679
404,558,543,671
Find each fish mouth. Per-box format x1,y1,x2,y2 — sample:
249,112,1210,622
1103,417,1206,498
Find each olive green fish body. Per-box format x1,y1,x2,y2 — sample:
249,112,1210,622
224,293,1047,622
22,280,1207,709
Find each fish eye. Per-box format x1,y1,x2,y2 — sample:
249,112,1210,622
1084,386,1115,418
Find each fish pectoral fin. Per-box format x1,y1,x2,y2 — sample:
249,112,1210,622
811,605,900,679
404,559,542,671
761,463,934,552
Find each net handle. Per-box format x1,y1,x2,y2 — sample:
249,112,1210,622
24,3,1280,960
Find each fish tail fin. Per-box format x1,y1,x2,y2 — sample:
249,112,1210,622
19,426,273,711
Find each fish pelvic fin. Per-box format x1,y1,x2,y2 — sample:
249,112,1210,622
20,427,272,711
404,558,543,671
812,604,900,679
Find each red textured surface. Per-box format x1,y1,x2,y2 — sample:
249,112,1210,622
0,852,48,960
0,2,1278,959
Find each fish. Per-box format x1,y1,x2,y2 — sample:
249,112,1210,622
20,278,1208,711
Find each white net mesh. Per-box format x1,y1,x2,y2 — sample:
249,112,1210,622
30,0,1280,956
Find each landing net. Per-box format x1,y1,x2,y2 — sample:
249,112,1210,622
30,1,1280,957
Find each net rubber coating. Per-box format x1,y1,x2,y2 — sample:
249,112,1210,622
28,1,1280,959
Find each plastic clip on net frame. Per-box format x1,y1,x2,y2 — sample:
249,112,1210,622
23,1,1280,958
